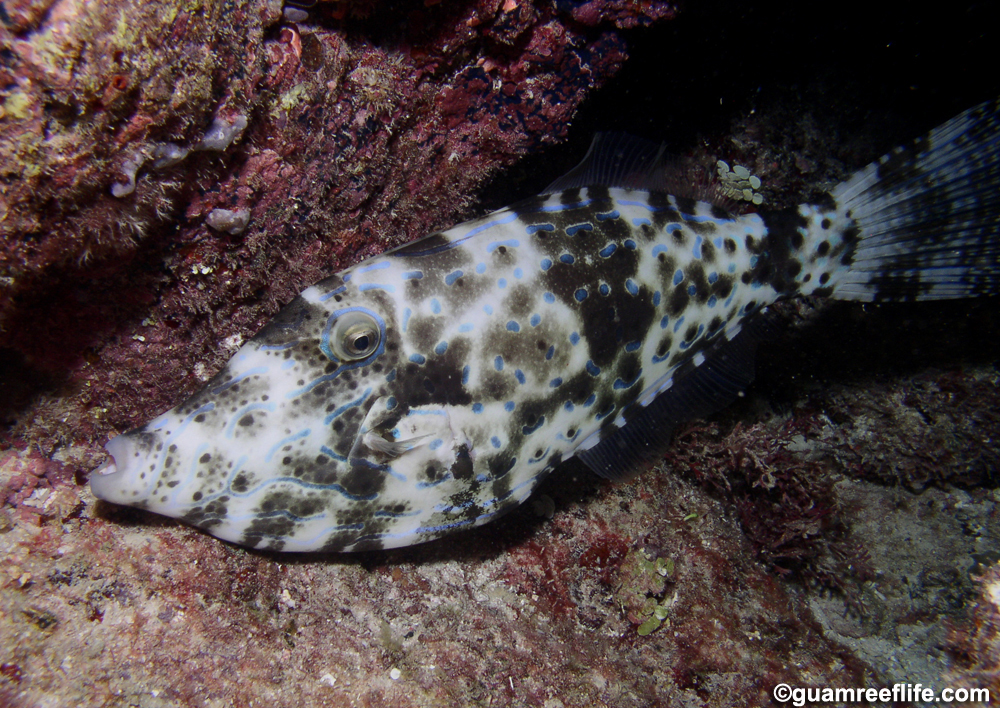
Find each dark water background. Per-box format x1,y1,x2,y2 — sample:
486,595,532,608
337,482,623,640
518,0,1000,190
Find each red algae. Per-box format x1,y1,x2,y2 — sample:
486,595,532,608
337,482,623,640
0,0,639,446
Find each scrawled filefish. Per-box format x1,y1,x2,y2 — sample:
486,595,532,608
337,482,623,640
91,99,1000,552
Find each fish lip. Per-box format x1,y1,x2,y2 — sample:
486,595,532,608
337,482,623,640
89,435,134,502
93,457,118,476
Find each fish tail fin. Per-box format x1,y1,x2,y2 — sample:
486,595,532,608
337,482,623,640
815,98,1000,302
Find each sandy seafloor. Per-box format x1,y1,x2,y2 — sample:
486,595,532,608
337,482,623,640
1,0,999,705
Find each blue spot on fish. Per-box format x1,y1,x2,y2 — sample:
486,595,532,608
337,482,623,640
543,292,555,303
570,332,580,346
599,243,617,258
461,365,469,384
409,353,426,364
522,416,546,435
586,360,601,376
625,279,639,296
435,341,448,355
613,372,641,390
320,445,347,462
355,261,390,274
550,377,563,387
599,283,610,296
514,369,526,384
473,402,483,413
673,270,684,285
566,223,593,236
445,270,463,285
540,258,552,271
488,239,520,252
494,356,504,371
560,254,575,264
545,345,554,360
403,271,423,280
625,340,642,352
597,210,620,220
317,286,346,302
526,223,555,235
507,320,520,332
491,436,502,448
514,267,523,279
322,388,372,426
431,298,441,314
498,278,507,288
530,314,541,327
476,262,486,274
575,288,588,302
504,401,515,412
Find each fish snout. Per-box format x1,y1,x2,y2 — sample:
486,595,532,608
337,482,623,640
90,433,153,505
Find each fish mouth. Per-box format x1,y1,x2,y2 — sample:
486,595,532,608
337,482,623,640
89,435,138,503
92,456,118,477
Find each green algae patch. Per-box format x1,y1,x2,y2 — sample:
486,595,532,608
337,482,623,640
614,548,675,636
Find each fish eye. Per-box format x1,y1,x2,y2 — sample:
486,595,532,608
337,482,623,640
331,311,381,361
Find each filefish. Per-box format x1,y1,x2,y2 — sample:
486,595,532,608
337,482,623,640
91,99,1000,552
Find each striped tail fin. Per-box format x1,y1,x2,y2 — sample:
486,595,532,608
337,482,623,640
830,97,1000,302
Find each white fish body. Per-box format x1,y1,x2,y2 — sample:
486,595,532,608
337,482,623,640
91,100,1000,551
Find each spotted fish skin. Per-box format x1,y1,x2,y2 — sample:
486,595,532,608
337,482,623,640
91,99,1000,552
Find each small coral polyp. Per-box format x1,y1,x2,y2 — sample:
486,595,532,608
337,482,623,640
196,116,249,153
109,114,248,198
206,208,251,235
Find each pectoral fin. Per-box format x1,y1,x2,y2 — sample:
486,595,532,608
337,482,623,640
350,400,468,484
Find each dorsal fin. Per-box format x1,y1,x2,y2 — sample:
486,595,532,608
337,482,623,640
577,314,772,480
542,133,668,194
